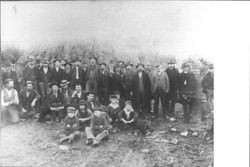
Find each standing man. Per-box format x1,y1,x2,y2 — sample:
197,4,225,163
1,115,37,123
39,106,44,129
124,63,135,101
85,56,99,94
52,58,65,85
70,57,85,90
110,66,125,99
97,62,110,105
131,64,151,118
6,59,23,93
151,65,170,119
165,59,179,117
178,63,198,123
202,64,214,110
38,59,53,102
1,79,19,123
19,81,41,119
23,56,39,91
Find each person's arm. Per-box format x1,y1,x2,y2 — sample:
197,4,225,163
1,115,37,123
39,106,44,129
72,118,79,131
14,90,19,105
165,72,170,93
79,109,93,122
129,111,139,123
1,90,10,107
90,117,101,131
100,116,109,131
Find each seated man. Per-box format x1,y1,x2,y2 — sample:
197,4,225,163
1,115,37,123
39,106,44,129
19,81,41,119
1,78,19,123
76,100,93,131
85,108,112,147
71,83,85,107
118,101,153,135
60,106,81,144
47,82,65,122
60,80,73,106
85,91,100,112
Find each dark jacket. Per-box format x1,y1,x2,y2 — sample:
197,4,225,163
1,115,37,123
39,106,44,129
47,91,65,108
85,65,99,81
110,72,125,95
124,70,135,92
52,67,65,85
131,71,151,110
70,66,85,88
178,71,198,98
19,89,41,110
90,113,110,132
64,116,79,134
86,99,100,112
97,69,110,89
38,67,54,98
118,109,139,122
23,65,39,83
202,72,214,91
166,68,179,98
70,91,85,107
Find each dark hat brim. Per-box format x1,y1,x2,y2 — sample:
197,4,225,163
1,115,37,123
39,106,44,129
136,64,145,68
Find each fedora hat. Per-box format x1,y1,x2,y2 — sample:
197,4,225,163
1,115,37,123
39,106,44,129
60,80,70,86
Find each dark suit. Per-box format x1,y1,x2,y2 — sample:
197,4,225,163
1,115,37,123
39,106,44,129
70,66,85,89
131,71,151,117
23,65,39,90
38,67,53,100
52,67,65,85
97,69,110,105
165,68,179,116
70,91,85,107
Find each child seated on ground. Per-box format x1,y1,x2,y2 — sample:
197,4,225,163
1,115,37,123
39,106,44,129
118,101,153,135
76,100,93,131
60,106,81,144
107,95,121,125
85,108,112,147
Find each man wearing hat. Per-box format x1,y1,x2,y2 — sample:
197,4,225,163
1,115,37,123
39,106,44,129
1,79,20,123
202,64,214,110
97,62,110,105
110,65,125,99
19,81,41,119
38,58,53,102
71,83,85,107
131,63,151,118
70,57,85,90
76,100,93,131
165,58,179,117
52,58,65,86
85,91,100,112
60,80,73,106
85,56,99,94
63,62,72,82
23,56,39,91
5,59,23,93
178,62,198,123
40,82,65,122
124,63,135,100
151,64,170,119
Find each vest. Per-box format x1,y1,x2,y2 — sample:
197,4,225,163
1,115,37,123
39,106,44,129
3,89,15,103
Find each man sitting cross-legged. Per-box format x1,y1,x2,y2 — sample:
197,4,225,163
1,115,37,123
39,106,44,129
76,100,93,131
85,108,112,147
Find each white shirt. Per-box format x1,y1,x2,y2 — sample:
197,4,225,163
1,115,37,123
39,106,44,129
43,67,48,74
55,67,59,72
1,88,19,107
76,67,79,79
138,72,142,78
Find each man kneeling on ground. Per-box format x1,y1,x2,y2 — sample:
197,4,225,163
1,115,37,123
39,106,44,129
60,106,81,144
85,108,112,147
19,81,41,119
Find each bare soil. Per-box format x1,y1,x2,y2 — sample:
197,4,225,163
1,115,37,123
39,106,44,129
0,104,213,167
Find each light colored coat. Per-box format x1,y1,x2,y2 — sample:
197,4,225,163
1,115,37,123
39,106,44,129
151,71,170,94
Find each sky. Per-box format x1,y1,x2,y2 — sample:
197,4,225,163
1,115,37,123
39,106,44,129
2,1,250,62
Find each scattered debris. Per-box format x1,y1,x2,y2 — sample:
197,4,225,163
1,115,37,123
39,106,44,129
169,138,178,145
58,145,69,151
170,118,176,122
141,148,149,153
170,128,177,132
181,131,189,137
146,134,159,140
192,132,199,137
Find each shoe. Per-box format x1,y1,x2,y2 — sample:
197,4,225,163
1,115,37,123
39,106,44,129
68,139,73,144
60,138,69,144
92,141,99,147
86,139,93,145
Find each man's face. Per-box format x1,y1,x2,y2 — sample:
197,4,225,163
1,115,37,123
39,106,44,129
61,60,66,66
127,65,132,70
55,61,60,67
79,105,86,110
116,67,121,73
145,64,151,71
52,85,58,92
75,85,82,92
87,94,95,101
26,84,33,91
7,81,14,89
125,105,133,112
168,64,175,69
208,68,214,73
29,61,35,67
90,58,96,65
62,84,68,89
75,61,81,67
110,98,118,104
94,110,101,117
137,65,143,72
183,67,189,73
100,64,106,70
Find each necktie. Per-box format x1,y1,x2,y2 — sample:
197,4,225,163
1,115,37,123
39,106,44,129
76,67,79,79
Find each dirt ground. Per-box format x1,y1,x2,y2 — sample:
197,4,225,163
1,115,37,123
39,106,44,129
0,104,213,167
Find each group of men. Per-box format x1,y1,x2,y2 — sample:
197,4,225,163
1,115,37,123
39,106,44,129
1,55,214,125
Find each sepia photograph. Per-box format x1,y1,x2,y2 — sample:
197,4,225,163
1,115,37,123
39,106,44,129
0,1,248,167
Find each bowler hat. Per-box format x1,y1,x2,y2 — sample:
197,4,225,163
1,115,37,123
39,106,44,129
25,80,33,86
78,100,88,106
50,81,59,88
181,62,190,69
99,62,106,66
72,57,82,63
89,56,98,61
85,91,95,97
42,59,49,64
168,59,177,64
